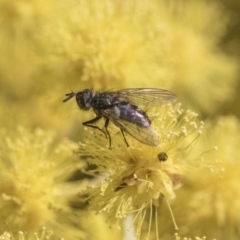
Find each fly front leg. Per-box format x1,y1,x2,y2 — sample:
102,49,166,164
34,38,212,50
82,116,107,139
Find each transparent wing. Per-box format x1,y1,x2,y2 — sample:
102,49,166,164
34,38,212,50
111,118,160,146
111,88,177,107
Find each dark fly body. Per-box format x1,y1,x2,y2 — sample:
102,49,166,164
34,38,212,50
63,88,177,147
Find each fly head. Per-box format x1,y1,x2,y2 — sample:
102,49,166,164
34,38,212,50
63,89,93,111
75,89,93,110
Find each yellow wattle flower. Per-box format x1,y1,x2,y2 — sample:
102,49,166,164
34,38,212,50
154,116,240,240
78,103,204,239
0,127,86,239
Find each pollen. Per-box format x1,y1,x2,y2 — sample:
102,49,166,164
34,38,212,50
78,103,203,238
0,127,87,239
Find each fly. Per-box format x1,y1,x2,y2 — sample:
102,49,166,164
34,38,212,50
157,152,168,162
63,88,177,147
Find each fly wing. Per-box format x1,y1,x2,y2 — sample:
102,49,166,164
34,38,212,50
112,88,177,107
111,118,160,146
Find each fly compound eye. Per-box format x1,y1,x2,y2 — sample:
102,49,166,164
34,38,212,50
157,152,168,162
76,89,92,110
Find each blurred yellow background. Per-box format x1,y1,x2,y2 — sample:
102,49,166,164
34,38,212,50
0,0,240,239
0,0,239,137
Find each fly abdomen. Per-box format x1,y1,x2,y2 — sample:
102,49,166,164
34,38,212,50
118,103,151,128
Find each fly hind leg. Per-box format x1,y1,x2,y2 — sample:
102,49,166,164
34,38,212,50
120,129,129,147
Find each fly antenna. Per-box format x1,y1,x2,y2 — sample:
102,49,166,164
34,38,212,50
63,83,76,102
63,91,76,102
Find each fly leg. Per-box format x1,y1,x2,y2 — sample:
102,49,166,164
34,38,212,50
104,118,112,148
82,116,107,139
120,129,129,147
